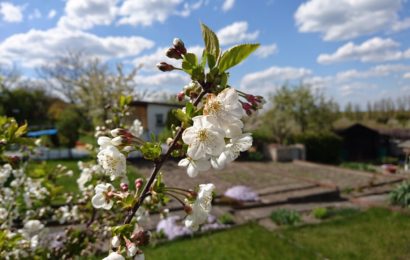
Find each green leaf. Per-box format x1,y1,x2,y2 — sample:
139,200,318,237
220,72,228,88
201,23,220,59
14,122,28,138
207,53,216,69
184,53,197,66
218,44,260,72
173,108,190,124
140,142,162,160
185,102,194,116
200,50,207,69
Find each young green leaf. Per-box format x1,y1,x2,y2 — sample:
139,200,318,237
218,44,260,72
201,23,220,59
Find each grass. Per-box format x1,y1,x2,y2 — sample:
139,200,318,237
27,159,142,196
143,207,410,260
340,162,377,173
143,224,314,260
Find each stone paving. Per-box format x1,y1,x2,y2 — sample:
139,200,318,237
133,160,409,229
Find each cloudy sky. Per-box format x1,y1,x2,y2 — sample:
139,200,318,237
0,0,409,107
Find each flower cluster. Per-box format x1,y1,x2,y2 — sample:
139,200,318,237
90,24,264,259
179,88,253,177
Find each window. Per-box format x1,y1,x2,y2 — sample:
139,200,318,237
155,114,164,126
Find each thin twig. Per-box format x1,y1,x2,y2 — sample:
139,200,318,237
123,90,207,224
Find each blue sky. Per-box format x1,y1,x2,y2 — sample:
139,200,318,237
0,0,410,107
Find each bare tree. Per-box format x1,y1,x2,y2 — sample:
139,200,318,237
39,51,140,125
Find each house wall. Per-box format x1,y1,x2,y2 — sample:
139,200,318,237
146,104,177,138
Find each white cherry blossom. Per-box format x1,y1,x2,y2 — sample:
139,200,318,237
182,116,225,160
103,252,125,260
130,119,143,138
0,164,12,186
184,183,215,231
97,145,126,180
98,136,116,149
203,88,244,137
111,236,120,248
178,157,211,177
77,168,92,191
216,133,253,168
92,183,115,210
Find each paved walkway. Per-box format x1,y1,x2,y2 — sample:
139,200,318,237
133,160,409,229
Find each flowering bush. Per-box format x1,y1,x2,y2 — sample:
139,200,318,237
0,24,264,259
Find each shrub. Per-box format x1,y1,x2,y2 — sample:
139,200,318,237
293,131,342,164
270,209,301,226
390,181,410,207
312,207,329,220
218,213,235,225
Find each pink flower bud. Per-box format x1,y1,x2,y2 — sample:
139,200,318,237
157,62,175,72
173,38,187,54
242,102,252,111
166,48,182,59
120,183,129,192
177,91,185,102
184,204,192,214
135,178,143,189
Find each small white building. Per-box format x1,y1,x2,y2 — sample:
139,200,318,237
128,100,182,140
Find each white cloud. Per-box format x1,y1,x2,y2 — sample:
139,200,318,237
48,9,57,19
294,0,403,41
318,37,410,64
392,17,410,32
339,82,377,97
217,21,259,46
0,28,154,68
136,72,188,88
335,64,410,81
28,9,42,20
404,72,410,79
117,0,183,26
254,43,277,58
176,1,204,17
0,2,24,23
58,0,117,30
240,66,312,93
133,45,203,72
222,0,235,12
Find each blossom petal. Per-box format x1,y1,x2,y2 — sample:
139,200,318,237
91,194,106,208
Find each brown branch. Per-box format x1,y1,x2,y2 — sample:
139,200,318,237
123,90,207,224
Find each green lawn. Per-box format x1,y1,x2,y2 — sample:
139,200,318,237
143,208,410,260
27,159,142,196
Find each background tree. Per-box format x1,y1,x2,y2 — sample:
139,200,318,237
255,84,339,145
40,51,141,126
56,106,85,158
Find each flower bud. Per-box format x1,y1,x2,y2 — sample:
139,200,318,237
173,38,187,54
127,242,138,257
111,236,121,248
176,91,185,102
120,183,129,192
111,128,126,137
242,102,252,111
111,136,125,146
166,137,173,146
157,62,176,72
135,178,143,189
131,230,150,246
123,146,134,153
184,204,192,214
187,190,197,200
166,47,182,59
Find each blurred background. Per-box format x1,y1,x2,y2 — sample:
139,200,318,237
1,0,410,259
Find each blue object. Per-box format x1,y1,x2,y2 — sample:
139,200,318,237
27,129,58,137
